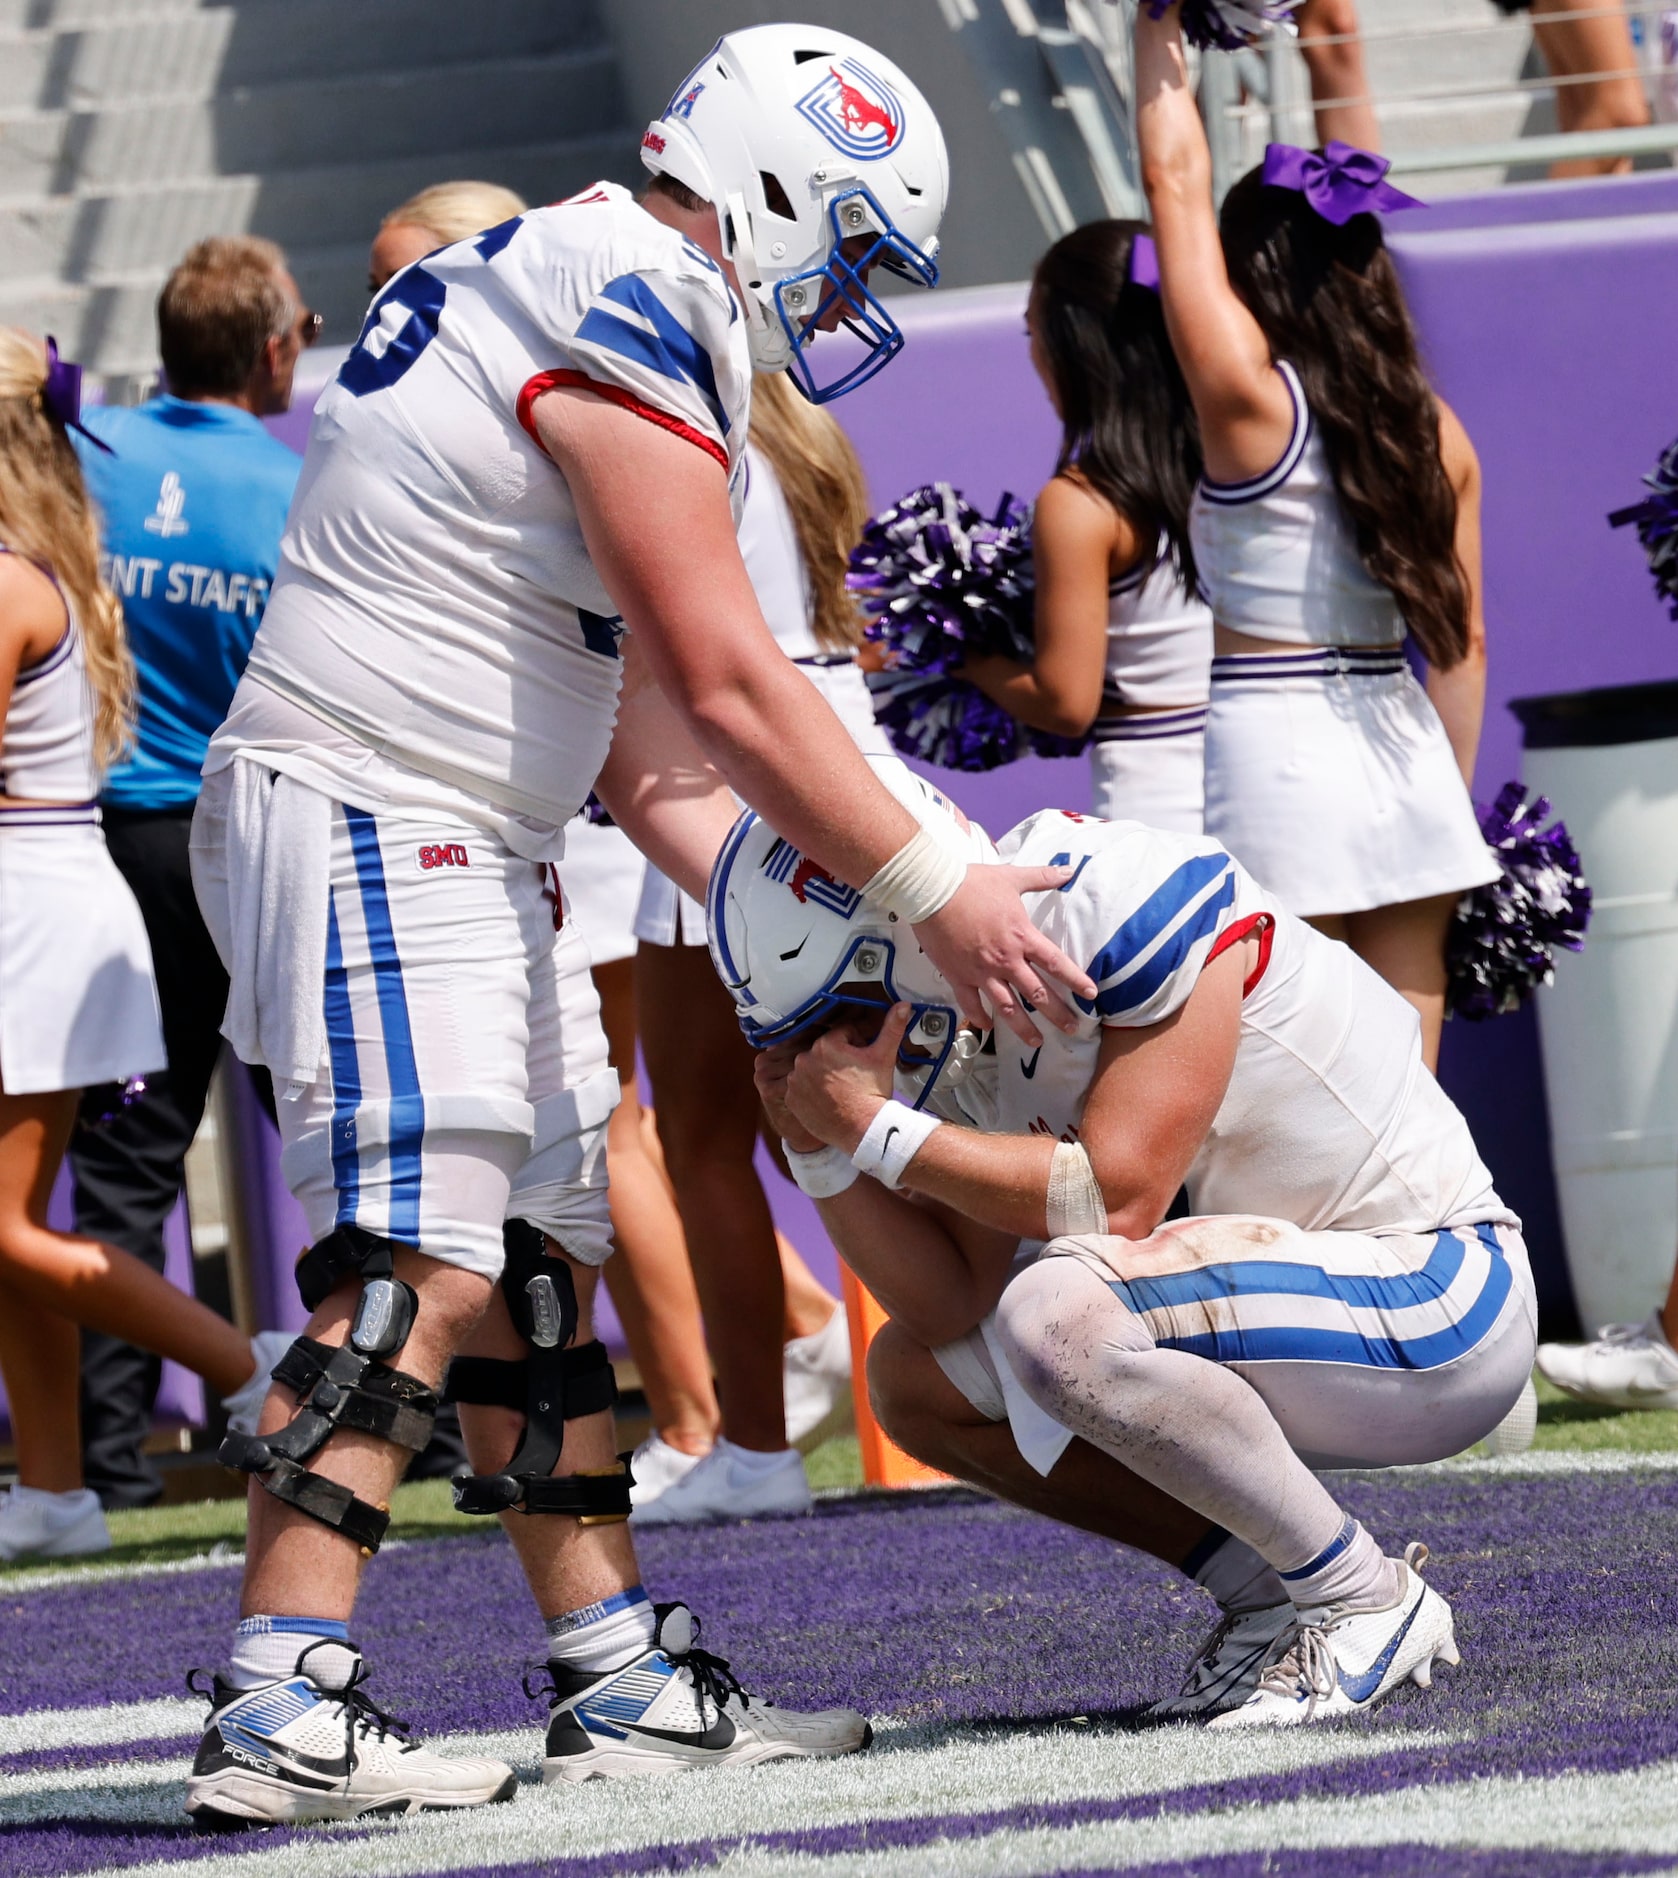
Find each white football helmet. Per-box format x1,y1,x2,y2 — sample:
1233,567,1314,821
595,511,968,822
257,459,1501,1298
706,773,988,1111
640,23,949,402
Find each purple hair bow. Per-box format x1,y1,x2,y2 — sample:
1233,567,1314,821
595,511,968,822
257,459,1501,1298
1127,233,1160,293
42,338,113,454
1259,141,1423,226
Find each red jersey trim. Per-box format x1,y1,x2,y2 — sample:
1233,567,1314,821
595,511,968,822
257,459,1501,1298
516,369,729,473
1208,911,1274,998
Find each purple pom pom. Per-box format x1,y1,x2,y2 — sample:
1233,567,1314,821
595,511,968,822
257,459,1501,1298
1446,782,1591,1021
581,791,614,828
1608,433,1678,621
1147,0,1299,52
851,483,1085,772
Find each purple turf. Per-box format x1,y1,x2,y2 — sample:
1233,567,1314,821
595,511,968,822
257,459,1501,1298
0,1734,187,1776
5,1472,1678,1876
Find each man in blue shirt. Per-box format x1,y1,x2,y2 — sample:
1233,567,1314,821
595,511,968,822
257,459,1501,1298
69,237,308,1506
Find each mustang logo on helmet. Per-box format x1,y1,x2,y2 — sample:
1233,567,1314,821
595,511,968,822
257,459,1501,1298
763,840,864,919
795,58,904,161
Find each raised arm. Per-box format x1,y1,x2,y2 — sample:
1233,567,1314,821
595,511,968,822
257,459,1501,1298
1426,400,1487,787
536,383,1096,1041
1135,2,1294,480
962,474,1126,740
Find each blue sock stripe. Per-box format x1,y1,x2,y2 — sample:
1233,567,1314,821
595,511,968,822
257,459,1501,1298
546,1585,651,1636
235,1616,351,1639
342,805,425,1244
1278,1517,1357,1583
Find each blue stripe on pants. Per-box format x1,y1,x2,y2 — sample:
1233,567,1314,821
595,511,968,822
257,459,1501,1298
1109,1224,1514,1371
342,806,425,1244
323,894,361,1226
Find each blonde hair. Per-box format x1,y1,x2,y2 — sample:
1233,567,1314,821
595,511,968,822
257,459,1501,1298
0,328,134,772
381,181,527,247
749,372,871,653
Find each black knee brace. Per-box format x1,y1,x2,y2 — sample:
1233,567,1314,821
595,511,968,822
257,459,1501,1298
447,1220,632,1524
218,1225,438,1555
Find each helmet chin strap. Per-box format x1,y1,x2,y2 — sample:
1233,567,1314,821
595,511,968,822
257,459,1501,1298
722,188,795,374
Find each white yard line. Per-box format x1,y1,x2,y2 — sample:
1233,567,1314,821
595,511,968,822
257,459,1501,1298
0,1697,202,1757
63,1752,1678,1878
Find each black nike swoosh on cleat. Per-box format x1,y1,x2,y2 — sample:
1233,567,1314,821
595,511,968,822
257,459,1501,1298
1020,1047,1042,1079
612,1714,738,1751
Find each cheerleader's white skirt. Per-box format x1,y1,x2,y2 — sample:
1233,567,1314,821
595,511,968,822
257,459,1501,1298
1087,704,1207,834
0,808,164,1095
560,816,647,969
1203,650,1499,918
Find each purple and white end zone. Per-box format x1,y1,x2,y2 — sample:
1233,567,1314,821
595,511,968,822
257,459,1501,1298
5,1457,1678,1877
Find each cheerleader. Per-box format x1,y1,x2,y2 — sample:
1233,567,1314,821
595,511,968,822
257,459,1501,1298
0,330,283,1561
1134,5,1498,1068
630,372,873,1524
961,220,1212,833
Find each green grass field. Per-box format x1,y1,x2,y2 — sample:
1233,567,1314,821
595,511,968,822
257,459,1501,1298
3,1381,1671,1580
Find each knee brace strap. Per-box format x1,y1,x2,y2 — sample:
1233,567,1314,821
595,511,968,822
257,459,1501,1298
449,1340,628,1522
218,1335,438,1556
294,1224,421,1359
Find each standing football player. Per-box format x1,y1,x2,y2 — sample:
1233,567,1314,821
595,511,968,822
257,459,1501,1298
728,778,1536,1727
182,24,1093,1827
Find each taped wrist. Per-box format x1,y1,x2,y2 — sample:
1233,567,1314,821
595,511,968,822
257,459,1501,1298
852,1098,941,1190
1046,1140,1108,1237
783,1141,860,1198
218,1336,438,1556
861,826,966,925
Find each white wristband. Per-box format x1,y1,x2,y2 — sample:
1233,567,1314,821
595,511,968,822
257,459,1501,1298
860,826,966,925
852,1098,941,1191
782,1142,859,1199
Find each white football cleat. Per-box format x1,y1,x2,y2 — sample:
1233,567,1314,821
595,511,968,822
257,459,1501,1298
628,1433,708,1510
630,1438,812,1526
1536,1315,1678,1411
185,1643,516,1826
0,1485,110,1562
1209,1544,1458,1730
1148,1602,1296,1721
783,1306,855,1453
539,1602,870,1782
221,1330,298,1437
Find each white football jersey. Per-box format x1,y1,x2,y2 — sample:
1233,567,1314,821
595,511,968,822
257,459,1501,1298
229,183,751,830
933,810,1513,1237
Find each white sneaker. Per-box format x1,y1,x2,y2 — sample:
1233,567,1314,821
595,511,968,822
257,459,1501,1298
783,1306,854,1452
1210,1544,1458,1730
221,1330,297,1437
539,1602,869,1782
1148,1602,1295,1721
0,1485,110,1562
185,1643,515,1826
629,1438,812,1527
1536,1315,1678,1411
629,1434,708,1510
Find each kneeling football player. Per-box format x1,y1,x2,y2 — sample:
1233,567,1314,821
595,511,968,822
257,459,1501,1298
714,782,1537,1726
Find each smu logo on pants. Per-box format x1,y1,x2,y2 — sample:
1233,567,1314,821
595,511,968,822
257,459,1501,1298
795,58,904,161
416,842,470,872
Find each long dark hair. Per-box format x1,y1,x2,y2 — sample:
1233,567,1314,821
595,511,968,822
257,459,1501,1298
1031,220,1200,591
1218,167,1468,669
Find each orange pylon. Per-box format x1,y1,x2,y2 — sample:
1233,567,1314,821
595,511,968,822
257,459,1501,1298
840,1265,950,1489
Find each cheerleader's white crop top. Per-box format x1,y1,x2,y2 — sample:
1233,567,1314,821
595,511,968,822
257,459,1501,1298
0,546,99,802
1102,549,1213,712
1189,361,1405,647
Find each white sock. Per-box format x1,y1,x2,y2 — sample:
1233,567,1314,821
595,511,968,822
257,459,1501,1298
716,1436,796,1477
1276,1514,1400,1615
1185,1528,1290,1614
545,1585,657,1673
228,1616,356,1690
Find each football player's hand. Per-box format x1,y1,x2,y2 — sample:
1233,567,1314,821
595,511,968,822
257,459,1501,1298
754,1040,827,1155
784,1007,909,1154
914,864,1095,1044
